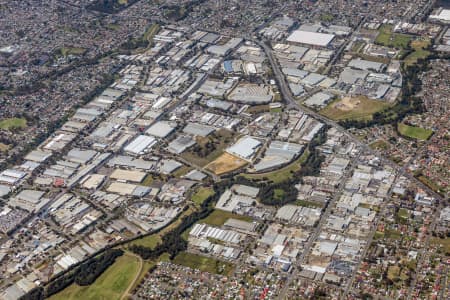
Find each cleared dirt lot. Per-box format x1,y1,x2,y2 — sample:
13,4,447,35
206,152,247,175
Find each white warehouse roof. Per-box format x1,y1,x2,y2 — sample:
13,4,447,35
124,135,157,155
227,136,261,160
287,30,335,47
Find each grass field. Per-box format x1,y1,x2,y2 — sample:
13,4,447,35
0,143,9,152
295,199,324,209
143,24,160,43
182,129,236,167
173,252,234,276
0,118,26,130
369,139,390,150
375,24,413,49
206,152,247,175
191,186,215,206
320,96,391,121
199,209,253,227
404,39,431,67
430,237,450,255
49,253,140,300
243,149,310,183
397,123,433,140
60,47,86,57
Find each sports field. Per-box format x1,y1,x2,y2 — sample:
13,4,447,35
206,152,247,175
397,123,433,140
50,253,140,300
375,24,413,49
320,96,391,121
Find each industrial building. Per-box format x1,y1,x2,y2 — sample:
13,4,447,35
226,136,262,161
287,30,335,48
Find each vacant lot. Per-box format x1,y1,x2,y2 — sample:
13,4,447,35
50,253,140,300
199,209,253,227
369,140,390,150
243,149,309,183
320,96,391,121
182,129,236,167
375,24,413,49
173,252,234,276
0,118,26,130
397,123,433,140
206,152,247,175
0,143,9,152
191,186,215,206
430,237,450,255
59,47,86,57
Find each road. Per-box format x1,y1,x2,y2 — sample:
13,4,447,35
253,38,444,204
120,252,144,300
276,154,360,299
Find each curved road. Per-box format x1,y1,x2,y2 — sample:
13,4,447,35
253,38,444,203
120,252,143,300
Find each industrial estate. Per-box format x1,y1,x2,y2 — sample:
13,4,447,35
0,1,449,299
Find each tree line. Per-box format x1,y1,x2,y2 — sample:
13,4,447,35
19,249,123,300
236,127,328,206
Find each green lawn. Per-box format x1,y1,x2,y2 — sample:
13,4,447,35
385,229,402,240
191,186,215,206
273,188,285,201
404,39,431,67
143,24,160,43
243,149,310,183
397,208,409,219
397,123,433,140
173,252,234,276
0,118,26,130
320,96,391,121
49,253,140,300
198,209,253,227
295,199,324,209
60,47,86,57
430,237,450,255
375,24,413,49
369,140,390,150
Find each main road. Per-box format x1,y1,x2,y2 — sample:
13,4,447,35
253,38,444,203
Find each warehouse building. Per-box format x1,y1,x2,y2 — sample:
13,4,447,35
287,30,335,48
167,135,196,154
226,136,262,161
146,121,176,138
124,135,157,156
